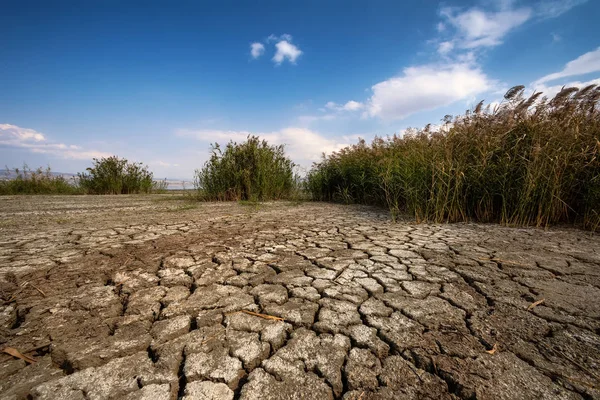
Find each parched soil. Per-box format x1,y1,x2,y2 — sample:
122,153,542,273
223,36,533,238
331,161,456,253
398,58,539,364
1,195,599,400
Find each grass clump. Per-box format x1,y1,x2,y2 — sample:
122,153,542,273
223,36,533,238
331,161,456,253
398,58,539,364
308,85,600,230
78,156,167,194
0,165,81,195
194,135,297,201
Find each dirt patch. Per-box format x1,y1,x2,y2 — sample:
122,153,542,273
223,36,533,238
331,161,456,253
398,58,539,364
1,195,599,399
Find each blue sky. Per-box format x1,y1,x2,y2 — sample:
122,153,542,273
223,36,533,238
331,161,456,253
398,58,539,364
1,0,599,179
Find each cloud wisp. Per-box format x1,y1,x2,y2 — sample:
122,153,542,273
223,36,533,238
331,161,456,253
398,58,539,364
324,101,365,112
436,0,586,56
439,5,532,50
534,47,600,85
0,124,111,160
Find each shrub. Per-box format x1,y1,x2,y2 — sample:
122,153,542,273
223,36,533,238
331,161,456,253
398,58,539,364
0,165,81,195
78,156,163,194
194,135,297,201
308,85,600,230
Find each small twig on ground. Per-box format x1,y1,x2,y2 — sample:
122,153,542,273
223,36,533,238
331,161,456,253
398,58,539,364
479,258,530,268
240,310,284,321
31,284,46,297
486,343,498,355
2,347,37,364
200,330,226,345
527,298,545,311
122,256,133,268
0,342,52,362
539,342,600,382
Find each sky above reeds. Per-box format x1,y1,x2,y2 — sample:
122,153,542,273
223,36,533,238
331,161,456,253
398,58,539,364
1,0,599,178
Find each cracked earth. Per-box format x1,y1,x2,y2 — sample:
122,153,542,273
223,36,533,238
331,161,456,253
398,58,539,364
1,195,599,400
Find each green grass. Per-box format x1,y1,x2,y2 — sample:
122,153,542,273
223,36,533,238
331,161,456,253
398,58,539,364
0,165,82,195
308,85,600,231
194,135,299,201
2,157,169,196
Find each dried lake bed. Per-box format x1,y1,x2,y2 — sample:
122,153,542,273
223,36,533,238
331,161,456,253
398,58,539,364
0,195,599,399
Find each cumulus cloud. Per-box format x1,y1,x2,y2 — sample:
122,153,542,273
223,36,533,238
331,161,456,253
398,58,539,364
533,47,600,85
0,123,46,142
177,127,348,168
250,42,265,59
0,123,111,160
273,40,302,64
365,63,491,120
251,34,303,65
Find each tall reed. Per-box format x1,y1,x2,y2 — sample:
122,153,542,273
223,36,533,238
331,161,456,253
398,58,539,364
194,135,297,201
308,85,600,230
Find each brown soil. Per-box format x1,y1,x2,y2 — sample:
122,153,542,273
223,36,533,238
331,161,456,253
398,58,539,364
1,195,599,399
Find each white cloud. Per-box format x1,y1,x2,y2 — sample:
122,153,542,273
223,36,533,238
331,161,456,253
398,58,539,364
435,1,586,54
156,161,180,167
250,42,265,59
535,0,587,19
266,33,293,43
177,127,348,168
273,40,302,65
324,101,338,110
297,114,337,124
365,63,491,120
0,123,111,160
343,101,364,111
323,100,364,112
440,6,532,49
438,41,454,55
252,34,303,65
534,47,600,85
0,123,45,142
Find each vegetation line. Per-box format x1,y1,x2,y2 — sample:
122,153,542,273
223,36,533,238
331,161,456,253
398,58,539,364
307,85,600,231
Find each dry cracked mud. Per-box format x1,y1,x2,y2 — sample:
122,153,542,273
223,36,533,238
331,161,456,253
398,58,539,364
1,195,599,400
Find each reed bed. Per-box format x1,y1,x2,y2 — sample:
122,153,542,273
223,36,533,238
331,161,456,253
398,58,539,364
308,85,600,230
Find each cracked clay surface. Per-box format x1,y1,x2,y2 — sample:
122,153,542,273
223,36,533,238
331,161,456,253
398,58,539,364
1,195,599,399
